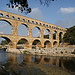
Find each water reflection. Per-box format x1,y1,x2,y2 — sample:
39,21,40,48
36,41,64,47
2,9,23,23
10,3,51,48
0,51,75,75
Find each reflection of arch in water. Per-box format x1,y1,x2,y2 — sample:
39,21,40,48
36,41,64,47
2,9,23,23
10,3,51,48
44,57,50,63
34,55,42,64
32,39,42,49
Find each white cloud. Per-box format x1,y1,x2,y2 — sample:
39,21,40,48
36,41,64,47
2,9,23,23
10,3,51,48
59,7,75,13
0,32,3,34
28,8,44,21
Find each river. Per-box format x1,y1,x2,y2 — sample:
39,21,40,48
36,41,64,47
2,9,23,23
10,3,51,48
0,50,75,75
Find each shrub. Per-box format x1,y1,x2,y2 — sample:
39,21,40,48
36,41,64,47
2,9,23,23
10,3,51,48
23,50,27,54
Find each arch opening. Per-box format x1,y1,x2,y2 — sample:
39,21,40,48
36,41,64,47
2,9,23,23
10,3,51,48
17,38,29,49
17,24,28,36
59,32,63,43
0,37,13,48
44,40,51,48
53,41,58,46
0,20,12,35
32,39,42,49
44,29,50,39
32,27,41,38
53,31,57,40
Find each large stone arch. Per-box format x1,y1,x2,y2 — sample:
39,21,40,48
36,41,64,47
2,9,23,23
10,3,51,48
17,38,29,49
17,23,29,36
32,39,42,49
0,19,12,34
32,26,41,38
44,28,50,39
44,40,51,48
0,36,14,48
0,19,12,26
53,41,58,46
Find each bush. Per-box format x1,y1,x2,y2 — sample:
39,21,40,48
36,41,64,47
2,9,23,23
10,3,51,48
23,50,27,54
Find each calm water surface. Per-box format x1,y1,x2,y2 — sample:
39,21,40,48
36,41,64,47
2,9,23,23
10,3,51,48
0,50,75,75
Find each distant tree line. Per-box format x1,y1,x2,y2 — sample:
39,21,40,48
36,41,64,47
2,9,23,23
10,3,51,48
63,26,75,45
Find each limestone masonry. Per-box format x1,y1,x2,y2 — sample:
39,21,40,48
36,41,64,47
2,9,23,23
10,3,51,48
0,10,67,49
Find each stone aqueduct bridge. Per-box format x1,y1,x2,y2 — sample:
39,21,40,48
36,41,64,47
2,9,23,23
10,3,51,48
0,10,66,49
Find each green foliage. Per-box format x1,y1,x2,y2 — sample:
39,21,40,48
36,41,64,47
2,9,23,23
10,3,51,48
0,46,2,48
1,40,8,46
63,26,75,45
23,50,27,54
44,35,49,39
18,40,24,44
7,0,55,14
53,33,56,39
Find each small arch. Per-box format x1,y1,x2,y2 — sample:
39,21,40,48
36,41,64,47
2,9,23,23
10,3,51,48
5,15,9,18
32,21,34,24
0,13,3,17
46,25,48,27
44,40,51,48
49,26,51,28
32,39,42,49
53,41,58,46
22,19,25,22
27,20,30,23
11,16,15,19
39,23,42,26
17,18,20,21
36,22,38,25
43,24,45,26
17,38,29,49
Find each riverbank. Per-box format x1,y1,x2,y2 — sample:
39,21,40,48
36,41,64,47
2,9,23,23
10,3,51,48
6,46,75,57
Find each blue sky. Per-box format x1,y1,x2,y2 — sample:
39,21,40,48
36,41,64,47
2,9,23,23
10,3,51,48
0,0,75,42
0,0,75,28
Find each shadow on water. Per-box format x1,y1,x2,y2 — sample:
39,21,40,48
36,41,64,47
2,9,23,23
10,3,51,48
0,50,75,75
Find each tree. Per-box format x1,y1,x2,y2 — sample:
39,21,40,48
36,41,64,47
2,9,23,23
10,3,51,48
7,0,56,14
63,26,75,45
1,40,8,46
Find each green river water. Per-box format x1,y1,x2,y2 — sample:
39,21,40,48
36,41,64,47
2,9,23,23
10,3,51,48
0,50,75,75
